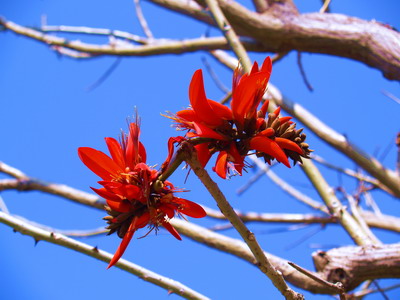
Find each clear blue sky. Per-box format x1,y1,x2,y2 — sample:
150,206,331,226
1,0,399,299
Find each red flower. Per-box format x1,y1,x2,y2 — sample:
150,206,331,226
78,121,206,268
169,57,311,178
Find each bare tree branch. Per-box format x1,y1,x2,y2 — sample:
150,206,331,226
0,18,265,57
182,144,304,300
0,212,210,300
149,0,400,80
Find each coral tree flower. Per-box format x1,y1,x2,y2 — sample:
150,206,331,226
78,121,206,268
170,57,311,179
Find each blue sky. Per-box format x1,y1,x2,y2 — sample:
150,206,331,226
1,0,399,299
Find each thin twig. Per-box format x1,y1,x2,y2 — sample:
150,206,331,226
348,283,400,299
201,56,230,93
319,0,332,13
0,194,9,214
382,90,400,105
312,155,379,186
0,161,28,179
342,191,381,245
0,212,210,300
296,52,313,91
249,155,329,213
0,19,265,58
288,262,346,299
203,0,252,72
183,145,303,300
86,58,122,91
236,168,265,195
300,159,375,246
133,0,154,39
38,24,148,44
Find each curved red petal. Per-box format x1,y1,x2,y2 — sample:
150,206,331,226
107,217,137,269
259,128,275,137
176,109,199,122
162,221,182,240
160,204,176,219
193,122,227,140
275,137,303,154
136,212,151,229
250,136,290,168
261,56,272,73
273,106,281,116
91,187,122,202
207,100,233,120
194,143,212,168
105,137,126,170
250,61,259,74
214,151,228,179
78,147,123,180
106,199,132,213
279,116,292,124
189,70,222,127
231,72,269,126
138,142,146,163
174,198,207,218
126,122,141,168
259,100,270,118
228,143,244,175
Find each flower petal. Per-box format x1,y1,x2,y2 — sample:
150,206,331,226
174,198,207,218
228,143,244,175
126,122,141,169
261,56,272,73
176,109,200,122
259,100,270,118
91,187,122,202
162,221,182,240
231,72,269,127
78,147,123,180
207,100,233,120
214,151,228,179
193,122,227,140
275,137,303,154
189,70,222,127
195,143,212,167
258,128,275,137
138,142,146,164
105,137,126,170
279,116,292,124
107,217,138,269
250,136,290,168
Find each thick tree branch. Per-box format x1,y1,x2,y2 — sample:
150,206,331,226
0,212,210,300
313,243,400,291
149,0,400,80
171,218,400,294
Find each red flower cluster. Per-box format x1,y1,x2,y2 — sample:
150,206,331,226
78,121,206,268
171,57,311,178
